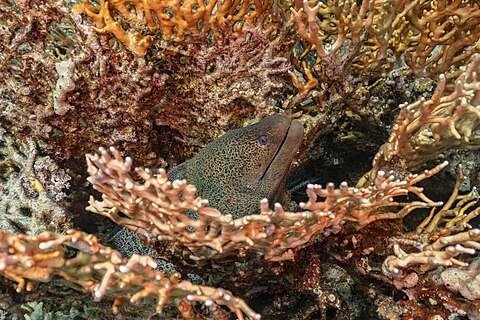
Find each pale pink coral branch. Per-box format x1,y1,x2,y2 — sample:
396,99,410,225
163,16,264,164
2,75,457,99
383,228,480,276
369,54,480,173
86,146,446,261
0,229,260,320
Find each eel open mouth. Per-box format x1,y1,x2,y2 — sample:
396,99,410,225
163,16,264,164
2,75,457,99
261,117,304,181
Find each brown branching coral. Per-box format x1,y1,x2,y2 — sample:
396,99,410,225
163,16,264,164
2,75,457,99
381,166,480,301
360,53,480,184
85,146,447,262
301,161,447,230
73,0,269,55
394,0,480,78
384,228,480,275
287,0,478,167
290,0,480,91
416,165,480,235
0,229,260,320
86,147,335,261
290,0,401,82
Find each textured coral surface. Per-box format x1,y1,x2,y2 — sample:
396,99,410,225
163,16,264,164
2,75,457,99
0,0,479,319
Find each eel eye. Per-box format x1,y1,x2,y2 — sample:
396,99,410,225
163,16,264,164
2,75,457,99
258,135,268,145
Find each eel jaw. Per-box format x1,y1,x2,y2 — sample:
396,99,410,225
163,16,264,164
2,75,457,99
260,119,304,184
260,122,292,181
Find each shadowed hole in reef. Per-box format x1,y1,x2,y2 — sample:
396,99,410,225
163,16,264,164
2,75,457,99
393,289,408,301
247,291,321,319
7,218,27,234
326,308,337,318
19,207,32,217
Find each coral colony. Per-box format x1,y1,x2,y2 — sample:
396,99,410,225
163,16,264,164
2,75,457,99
0,0,479,319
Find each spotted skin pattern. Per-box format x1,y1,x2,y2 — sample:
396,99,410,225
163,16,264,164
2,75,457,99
109,114,304,261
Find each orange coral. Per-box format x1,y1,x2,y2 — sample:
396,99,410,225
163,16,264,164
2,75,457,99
74,0,269,54
362,53,480,179
86,146,446,262
0,229,260,319
384,228,480,275
290,0,480,90
392,0,480,77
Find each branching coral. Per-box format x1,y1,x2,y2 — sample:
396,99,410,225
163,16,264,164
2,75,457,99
383,228,480,275
360,53,480,184
86,146,446,262
73,0,269,55
0,229,260,320
86,147,335,261
381,166,480,301
393,0,480,78
416,166,480,235
286,0,479,172
290,0,480,91
290,0,401,83
300,162,446,230
1,0,294,165
288,1,480,161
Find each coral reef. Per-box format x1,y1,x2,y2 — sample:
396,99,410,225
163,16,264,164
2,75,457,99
0,229,259,320
86,146,445,261
0,131,71,235
0,0,479,319
384,229,480,275
0,0,293,166
365,55,480,176
289,0,480,168
441,258,480,300
72,0,270,54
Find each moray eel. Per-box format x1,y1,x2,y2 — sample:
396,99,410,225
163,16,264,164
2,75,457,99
168,114,304,218
109,114,304,260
